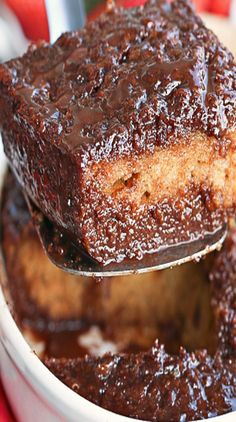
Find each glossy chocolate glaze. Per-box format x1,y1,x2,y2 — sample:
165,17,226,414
46,347,236,421
0,0,236,265
26,193,227,274
75,186,227,265
1,0,236,160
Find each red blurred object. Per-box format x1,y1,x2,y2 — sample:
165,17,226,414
0,382,16,422
209,0,231,16
121,0,213,9
122,0,146,6
5,0,49,41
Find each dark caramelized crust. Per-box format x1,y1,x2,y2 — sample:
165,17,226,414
1,0,236,154
0,1,236,264
46,348,236,421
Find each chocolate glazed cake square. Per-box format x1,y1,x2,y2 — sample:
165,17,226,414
0,0,236,264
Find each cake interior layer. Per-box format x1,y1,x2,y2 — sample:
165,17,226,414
15,234,216,356
89,132,236,209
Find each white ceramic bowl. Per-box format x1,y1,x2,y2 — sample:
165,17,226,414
1,15,236,422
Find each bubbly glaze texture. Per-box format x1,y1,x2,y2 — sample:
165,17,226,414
1,0,236,162
47,348,236,422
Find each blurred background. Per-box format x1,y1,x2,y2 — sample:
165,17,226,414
0,0,235,58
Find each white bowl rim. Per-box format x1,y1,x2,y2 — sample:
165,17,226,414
0,150,235,422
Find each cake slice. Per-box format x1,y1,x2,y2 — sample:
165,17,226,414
0,0,236,264
1,171,215,353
